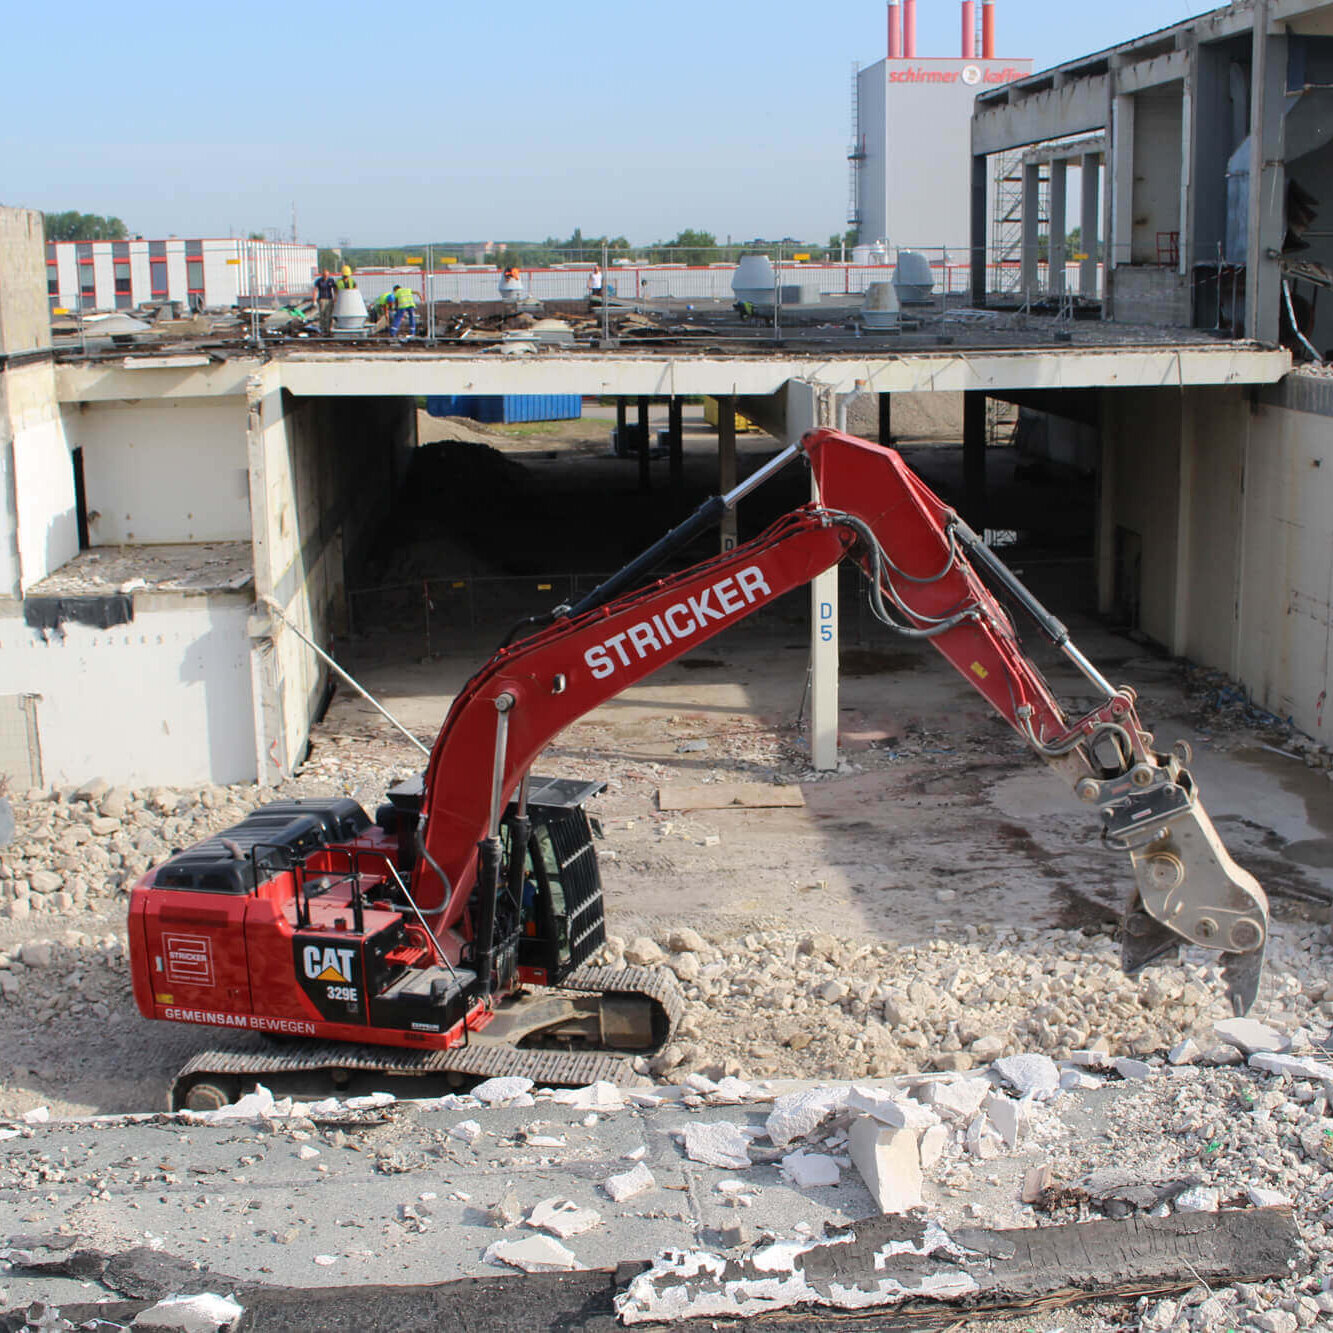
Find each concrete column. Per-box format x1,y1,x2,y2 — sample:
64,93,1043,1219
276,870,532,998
1049,158,1068,297
878,392,892,446
615,398,627,456
1172,390,1195,656
970,153,989,307
1096,391,1117,615
1247,6,1286,345
668,397,683,491
786,379,840,773
636,396,651,493
1111,94,1136,271
1020,162,1041,300
1080,153,1101,299
717,395,737,551
963,392,987,528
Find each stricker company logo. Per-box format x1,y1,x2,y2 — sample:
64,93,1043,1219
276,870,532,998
583,565,773,680
302,945,356,984
163,933,214,987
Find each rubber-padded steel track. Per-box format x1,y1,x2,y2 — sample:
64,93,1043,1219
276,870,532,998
169,966,683,1109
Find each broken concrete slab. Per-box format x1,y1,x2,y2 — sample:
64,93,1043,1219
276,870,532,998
764,1085,848,1147
603,1162,655,1203
779,1149,840,1189
681,1120,751,1169
131,1292,243,1331
909,1075,990,1123
482,1234,583,1273
527,1198,601,1239
1214,1018,1291,1057
992,1053,1061,1097
847,1115,922,1214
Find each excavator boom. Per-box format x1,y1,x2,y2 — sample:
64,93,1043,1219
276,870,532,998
415,427,1268,1011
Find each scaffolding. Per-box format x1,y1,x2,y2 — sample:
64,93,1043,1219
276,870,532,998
847,62,865,233
990,152,1048,294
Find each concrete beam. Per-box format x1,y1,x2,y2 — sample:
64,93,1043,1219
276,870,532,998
717,396,737,553
1081,153,1102,299
972,75,1108,156
1021,163,1042,299
57,358,259,402
54,347,1291,410
1116,50,1188,95
1247,13,1287,345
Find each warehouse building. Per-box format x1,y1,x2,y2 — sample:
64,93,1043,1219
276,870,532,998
45,238,318,314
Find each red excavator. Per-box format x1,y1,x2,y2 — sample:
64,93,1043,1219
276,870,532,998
129,428,1269,1109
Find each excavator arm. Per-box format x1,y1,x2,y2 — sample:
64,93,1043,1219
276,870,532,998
414,427,1268,1013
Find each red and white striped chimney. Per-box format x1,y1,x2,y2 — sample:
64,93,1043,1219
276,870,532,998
982,0,996,58
887,0,903,59
903,0,917,56
962,1,977,57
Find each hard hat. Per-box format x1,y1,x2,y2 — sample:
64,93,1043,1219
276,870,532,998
341,265,352,275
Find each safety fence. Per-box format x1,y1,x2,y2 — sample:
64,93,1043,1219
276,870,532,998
349,256,1102,307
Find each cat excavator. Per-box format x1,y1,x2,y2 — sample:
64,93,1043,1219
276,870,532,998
129,428,1269,1109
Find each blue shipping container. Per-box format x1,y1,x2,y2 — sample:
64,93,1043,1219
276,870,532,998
425,395,582,424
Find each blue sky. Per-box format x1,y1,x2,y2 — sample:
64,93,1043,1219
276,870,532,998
2,0,1219,246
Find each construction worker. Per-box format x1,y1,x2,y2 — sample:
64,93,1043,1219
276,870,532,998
337,264,357,290
313,269,337,335
370,289,395,333
390,284,418,338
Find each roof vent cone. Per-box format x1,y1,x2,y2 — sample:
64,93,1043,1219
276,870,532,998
499,272,525,301
862,282,902,330
852,241,890,267
732,253,777,309
332,287,368,331
893,251,935,305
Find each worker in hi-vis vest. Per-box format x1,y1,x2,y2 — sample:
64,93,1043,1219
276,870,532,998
390,284,418,338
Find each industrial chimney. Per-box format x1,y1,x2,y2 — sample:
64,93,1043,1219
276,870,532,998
962,1,976,58
887,0,902,59
982,0,996,59
903,0,917,57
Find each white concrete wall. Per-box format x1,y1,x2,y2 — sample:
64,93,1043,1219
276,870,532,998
68,398,251,545
0,595,257,785
1,360,78,596
1234,395,1333,740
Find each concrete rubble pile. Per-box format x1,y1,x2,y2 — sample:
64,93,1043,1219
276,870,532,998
0,1013,1329,1329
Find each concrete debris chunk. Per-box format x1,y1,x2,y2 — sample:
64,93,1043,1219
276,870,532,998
551,1080,625,1110
780,1149,841,1189
19,942,53,969
983,1092,1028,1149
489,1186,523,1229
992,1053,1061,1097
765,1086,849,1147
449,1119,483,1144
964,1112,1003,1160
918,1122,950,1169
913,1077,990,1123
1168,1038,1200,1066
1250,1051,1333,1081
849,1085,939,1131
296,1144,320,1160
848,1115,922,1213
969,1034,1005,1061
1246,1186,1293,1207
471,1076,535,1106
1060,1068,1101,1091
667,927,706,953
1174,1185,1220,1213
527,1197,602,1238
21,1107,50,1125
1113,1058,1153,1082
604,1161,656,1202
1213,1017,1290,1056
1022,1164,1053,1204
132,1292,244,1332
624,936,665,966
483,1234,583,1272
706,1076,754,1104
683,1121,752,1169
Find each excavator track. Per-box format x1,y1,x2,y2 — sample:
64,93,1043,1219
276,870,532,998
169,966,683,1111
